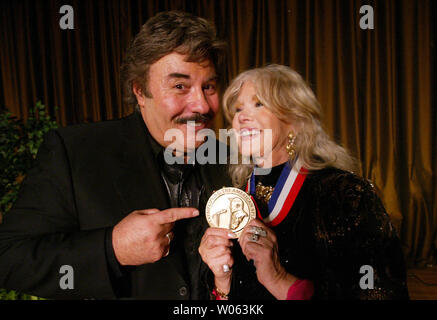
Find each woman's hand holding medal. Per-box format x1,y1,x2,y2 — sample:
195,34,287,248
239,219,297,299
201,186,297,299
198,227,237,297
201,187,256,298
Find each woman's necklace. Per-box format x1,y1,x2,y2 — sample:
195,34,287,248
255,182,274,206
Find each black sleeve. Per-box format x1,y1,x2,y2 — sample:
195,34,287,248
314,174,409,300
0,130,117,299
104,226,132,297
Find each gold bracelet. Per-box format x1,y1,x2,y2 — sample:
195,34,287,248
214,287,229,300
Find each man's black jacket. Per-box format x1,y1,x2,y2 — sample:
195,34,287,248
0,112,231,299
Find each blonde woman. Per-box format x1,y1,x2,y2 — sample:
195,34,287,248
199,64,409,300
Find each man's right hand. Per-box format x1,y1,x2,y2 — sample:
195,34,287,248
112,207,199,266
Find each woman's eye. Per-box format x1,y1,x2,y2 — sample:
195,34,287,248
255,102,263,108
235,108,241,113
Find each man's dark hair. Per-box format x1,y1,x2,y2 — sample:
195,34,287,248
120,11,227,104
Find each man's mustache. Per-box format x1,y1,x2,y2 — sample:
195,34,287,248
174,112,214,124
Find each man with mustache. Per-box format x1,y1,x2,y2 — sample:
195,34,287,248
0,11,229,299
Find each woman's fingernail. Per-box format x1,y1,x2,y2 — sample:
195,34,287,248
228,232,237,238
192,210,199,216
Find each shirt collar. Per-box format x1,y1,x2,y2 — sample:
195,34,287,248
136,111,196,183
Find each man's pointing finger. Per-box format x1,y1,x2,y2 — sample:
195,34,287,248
158,207,199,224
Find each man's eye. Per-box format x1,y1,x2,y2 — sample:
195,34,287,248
203,84,217,94
175,84,185,90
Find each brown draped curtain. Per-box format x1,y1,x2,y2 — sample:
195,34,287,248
0,0,435,267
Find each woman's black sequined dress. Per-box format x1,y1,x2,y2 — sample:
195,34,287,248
227,165,409,300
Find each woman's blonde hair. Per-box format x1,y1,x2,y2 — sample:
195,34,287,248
223,64,359,188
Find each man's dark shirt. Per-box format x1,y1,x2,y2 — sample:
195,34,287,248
104,118,204,297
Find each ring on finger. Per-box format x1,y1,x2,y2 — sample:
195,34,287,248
248,233,260,242
166,232,173,245
223,264,230,273
250,226,267,237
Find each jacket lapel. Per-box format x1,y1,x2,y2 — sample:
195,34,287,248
113,112,170,214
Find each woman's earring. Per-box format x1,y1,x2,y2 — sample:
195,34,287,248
286,132,296,160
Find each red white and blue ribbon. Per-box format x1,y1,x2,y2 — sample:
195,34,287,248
246,161,307,227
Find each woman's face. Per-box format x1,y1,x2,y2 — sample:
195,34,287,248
231,81,292,167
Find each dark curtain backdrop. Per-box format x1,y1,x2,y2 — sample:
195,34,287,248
0,0,435,267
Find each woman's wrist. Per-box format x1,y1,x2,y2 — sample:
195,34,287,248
212,275,231,300
263,269,297,300
214,275,231,295
212,287,229,300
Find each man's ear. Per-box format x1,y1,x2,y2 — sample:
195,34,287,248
132,81,146,108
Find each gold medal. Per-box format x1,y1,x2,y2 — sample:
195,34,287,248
205,187,256,237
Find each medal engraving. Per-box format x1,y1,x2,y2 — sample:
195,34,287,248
205,187,256,237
